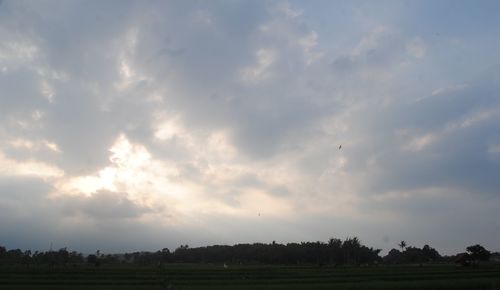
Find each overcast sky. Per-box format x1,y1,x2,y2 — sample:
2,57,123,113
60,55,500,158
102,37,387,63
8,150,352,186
1,0,499,255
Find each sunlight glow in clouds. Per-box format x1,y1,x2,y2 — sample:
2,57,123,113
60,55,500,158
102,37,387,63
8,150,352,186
0,151,64,178
59,135,184,200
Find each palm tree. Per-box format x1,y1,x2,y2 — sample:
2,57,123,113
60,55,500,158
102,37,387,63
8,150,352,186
398,241,407,252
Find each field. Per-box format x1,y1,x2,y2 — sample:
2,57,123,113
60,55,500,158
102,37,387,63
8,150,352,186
1,264,500,290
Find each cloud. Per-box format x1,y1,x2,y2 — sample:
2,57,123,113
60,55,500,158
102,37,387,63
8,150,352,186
0,0,499,254
60,190,154,220
405,37,426,58
0,150,63,178
0,176,52,203
300,53,500,200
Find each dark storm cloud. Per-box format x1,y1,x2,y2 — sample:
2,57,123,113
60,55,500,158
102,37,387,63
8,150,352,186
0,176,51,203
60,190,154,220
0,177,176,252
0,176,57,250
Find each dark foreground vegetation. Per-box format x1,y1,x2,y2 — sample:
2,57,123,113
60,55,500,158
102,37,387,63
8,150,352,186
1,238,499,289
1,264,500,290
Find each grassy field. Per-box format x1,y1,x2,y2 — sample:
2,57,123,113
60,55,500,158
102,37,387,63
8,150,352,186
1,264,499,290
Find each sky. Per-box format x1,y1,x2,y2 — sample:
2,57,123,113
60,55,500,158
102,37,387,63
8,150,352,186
1,0,499,255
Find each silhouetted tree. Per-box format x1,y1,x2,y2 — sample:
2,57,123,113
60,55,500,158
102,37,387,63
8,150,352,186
466,244,491,265
87,254,99,266
328,238,342,265
384,249,403,264
383,245,441,264
69,251,84,265
398,241,407,252
455,253,472,266
0,239,383,266
342,237,361,265
22,250,31,267
0,246,6,258
422,244,441,261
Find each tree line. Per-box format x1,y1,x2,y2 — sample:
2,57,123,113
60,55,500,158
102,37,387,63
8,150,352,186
0,238,495,267
384,241,494,266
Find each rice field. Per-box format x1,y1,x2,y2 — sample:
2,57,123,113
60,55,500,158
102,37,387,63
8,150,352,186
1,264,499,290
